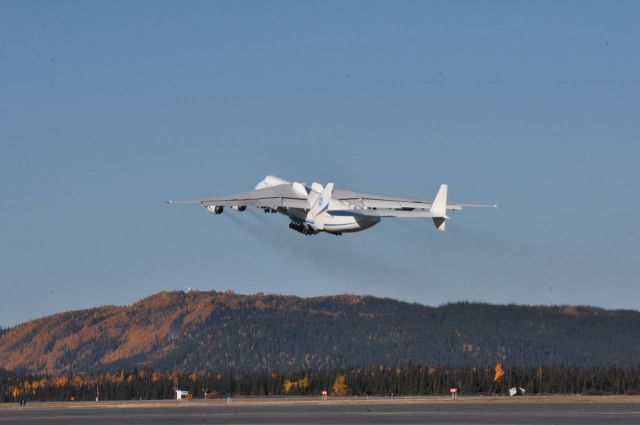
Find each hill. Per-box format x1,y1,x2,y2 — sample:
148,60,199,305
1,291,639,375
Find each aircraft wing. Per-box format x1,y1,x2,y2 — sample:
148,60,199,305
330,209,442,218
167,185,309,209
332,188,499,210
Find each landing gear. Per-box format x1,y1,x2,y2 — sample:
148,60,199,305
288,219,317,235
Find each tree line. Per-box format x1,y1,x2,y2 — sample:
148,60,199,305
2,364,639,402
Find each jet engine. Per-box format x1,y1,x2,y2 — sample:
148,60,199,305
206,205,224,215
232,205,246,212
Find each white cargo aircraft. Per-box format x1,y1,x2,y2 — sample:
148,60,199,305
167,176,499,236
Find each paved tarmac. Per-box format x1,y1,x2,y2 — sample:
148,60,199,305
1,397,639,424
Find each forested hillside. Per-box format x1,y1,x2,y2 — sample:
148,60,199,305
1,290,639,375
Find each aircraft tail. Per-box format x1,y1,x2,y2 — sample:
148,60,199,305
430,184,448,231
311,182,334,218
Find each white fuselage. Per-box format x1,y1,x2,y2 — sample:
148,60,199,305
284,205,380,234
256,176,380,235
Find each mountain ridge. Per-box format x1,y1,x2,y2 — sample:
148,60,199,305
1,290,639,375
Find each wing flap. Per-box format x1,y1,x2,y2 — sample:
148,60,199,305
332,188,496,210
329,209,442,218
201,198,309,209
167,184,309,209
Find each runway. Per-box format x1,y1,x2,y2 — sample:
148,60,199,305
1,396,639,424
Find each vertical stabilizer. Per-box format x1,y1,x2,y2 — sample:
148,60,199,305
430,184,448,231
311,183,334,218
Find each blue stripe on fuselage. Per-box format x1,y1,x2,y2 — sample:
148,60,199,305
305,220,352,227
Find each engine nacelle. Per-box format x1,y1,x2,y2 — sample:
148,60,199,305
232,205,247,212
206,205,224,215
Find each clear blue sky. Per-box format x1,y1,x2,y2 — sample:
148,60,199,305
1,1,639,327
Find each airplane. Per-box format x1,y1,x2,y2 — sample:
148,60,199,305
167,175,499,236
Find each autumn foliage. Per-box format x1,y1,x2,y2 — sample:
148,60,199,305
283,377,309,393
494,364,506,382
332,374,348,396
